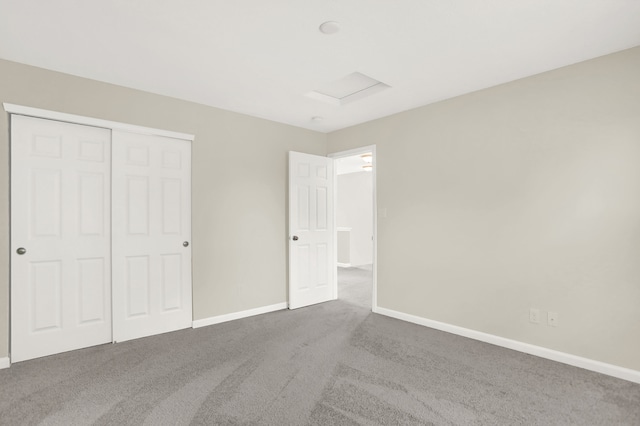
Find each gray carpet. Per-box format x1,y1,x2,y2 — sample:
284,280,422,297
1,288,639,425
338,264,373,308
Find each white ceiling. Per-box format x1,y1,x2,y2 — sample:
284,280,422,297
1,1,639,133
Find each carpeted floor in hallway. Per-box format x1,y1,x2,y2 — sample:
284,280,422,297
338,264,372,308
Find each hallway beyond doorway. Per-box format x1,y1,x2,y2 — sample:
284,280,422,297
337,264,372,308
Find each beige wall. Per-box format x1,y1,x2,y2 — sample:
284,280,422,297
328,47,640,371
0,59,327,359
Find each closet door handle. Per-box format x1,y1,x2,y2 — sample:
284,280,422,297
183,241,189,247
16,247,26,255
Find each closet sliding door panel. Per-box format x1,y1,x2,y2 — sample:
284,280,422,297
11,115,112,362
112,131,192,342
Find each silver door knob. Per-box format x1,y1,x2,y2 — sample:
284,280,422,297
292,236,298,241
183,241,189,247
16,247,26,255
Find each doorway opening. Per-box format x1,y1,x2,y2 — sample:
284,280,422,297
330,146,376,310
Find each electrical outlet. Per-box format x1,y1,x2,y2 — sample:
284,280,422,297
529,308,540,324
548,311,559,327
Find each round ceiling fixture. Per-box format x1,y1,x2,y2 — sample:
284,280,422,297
319,21,340,35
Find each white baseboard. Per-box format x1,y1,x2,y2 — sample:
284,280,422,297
374,306,640,385
0,357,10,369
337,262,351,268
192,302,288,329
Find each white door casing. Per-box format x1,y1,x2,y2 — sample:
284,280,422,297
112,131,192,342
11,115,112,362
288,151,335,309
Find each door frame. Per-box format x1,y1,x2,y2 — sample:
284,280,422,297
4,103,195,366
328,145,377,310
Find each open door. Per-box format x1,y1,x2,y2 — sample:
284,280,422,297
288,151,335,309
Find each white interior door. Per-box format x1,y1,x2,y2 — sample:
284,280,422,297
112,131,192,342
11,115,112,362
288,151,335,309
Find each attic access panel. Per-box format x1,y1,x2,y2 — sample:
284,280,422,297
306,72,390,106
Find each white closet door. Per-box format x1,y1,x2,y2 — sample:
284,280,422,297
11,115,112,362
112,131,192,342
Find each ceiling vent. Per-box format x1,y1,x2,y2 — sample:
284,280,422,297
306,72,390,106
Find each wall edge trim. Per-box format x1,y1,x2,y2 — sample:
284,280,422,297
3,103,195,141
374,306,640,384
0,357,10,369
192,302,288,328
